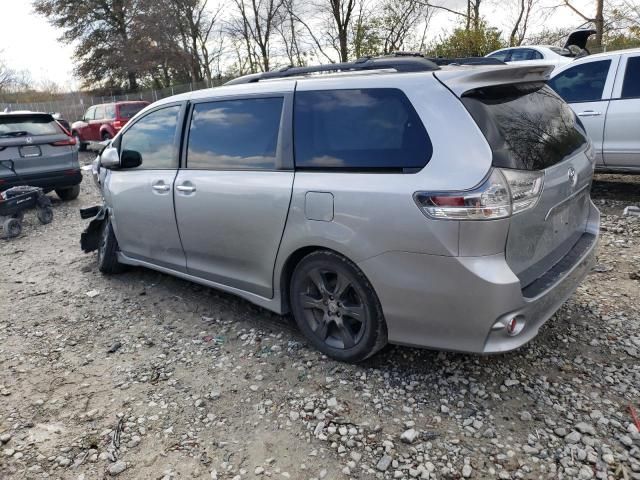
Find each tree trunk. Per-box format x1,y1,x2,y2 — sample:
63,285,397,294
594,0,604,50
127,71,138,91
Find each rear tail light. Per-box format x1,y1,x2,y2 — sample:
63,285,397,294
113,120,123,129
51,137,77,147
414,168,543,220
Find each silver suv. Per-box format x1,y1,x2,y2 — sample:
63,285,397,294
82,57,600,362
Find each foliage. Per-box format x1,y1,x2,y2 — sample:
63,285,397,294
428,21,506,58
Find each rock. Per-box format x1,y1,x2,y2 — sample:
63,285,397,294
575,422,596,435
289,411,299,421
0,433,11,444
376,455,392,472
86,289,100,298
254,466,264,475
107,341,122,354
620,435,633,447
400,428,418,444
565,431,582,444
520,411,532,421
326,397,338,408
462,464,473,478
108,460,127,476
504,379,520,387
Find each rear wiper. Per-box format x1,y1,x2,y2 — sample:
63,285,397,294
0,131,29,138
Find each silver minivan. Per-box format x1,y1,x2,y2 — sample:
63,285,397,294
82,57,600,362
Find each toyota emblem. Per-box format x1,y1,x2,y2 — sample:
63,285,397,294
25,137,33,144
568,167,577,190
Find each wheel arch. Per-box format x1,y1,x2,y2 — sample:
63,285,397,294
277,244,369,314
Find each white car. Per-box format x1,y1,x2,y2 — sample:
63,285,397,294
486,29,596,70
548,48,640,173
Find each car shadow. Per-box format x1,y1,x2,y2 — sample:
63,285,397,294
591,173,640,203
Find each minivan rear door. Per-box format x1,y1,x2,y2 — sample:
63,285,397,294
448,76,595,288
174,89,294,299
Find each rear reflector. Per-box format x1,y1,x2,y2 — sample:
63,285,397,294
64,169,80,176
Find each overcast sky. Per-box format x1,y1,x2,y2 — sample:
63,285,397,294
0,0,589,90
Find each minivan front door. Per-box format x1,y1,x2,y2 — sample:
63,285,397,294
106,104,186,271
174,94,294,298
548,57,619,168
603,54,640,170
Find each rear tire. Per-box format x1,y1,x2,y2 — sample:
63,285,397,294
3,218,22,239
289,250,387,363
97,218,124,274
73,132,86,151
56,185,80,201
101,131,112,141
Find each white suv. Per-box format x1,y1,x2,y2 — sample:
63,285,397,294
549,48,640,173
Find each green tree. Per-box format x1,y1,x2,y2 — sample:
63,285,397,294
428,21,505,58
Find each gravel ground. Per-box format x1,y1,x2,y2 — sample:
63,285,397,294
1,154,639,480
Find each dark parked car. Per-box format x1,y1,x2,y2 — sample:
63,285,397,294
71,101,149,150
0,112,82,200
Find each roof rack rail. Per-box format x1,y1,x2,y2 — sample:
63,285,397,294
426,56,505,66
225,55,440,85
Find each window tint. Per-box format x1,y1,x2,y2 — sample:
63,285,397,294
0,115,62,136
120,105,181,169
105,104,116,118
84,107,95,121
187,97,283,170
622,56,640,99
547,60,611,102
118,103,147,119
294,89,432,170
462,83,588,170
510,49,543,61
488,50,510,62
94,105,105,120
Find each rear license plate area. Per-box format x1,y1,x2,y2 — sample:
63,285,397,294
20,145,42,157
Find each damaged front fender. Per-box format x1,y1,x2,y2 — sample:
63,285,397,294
80,205,107,253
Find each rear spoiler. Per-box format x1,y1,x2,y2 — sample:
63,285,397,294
433,64,554,97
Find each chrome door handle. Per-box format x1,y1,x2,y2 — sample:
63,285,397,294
176,185,196,193
152,184,170,192
577,110,602,117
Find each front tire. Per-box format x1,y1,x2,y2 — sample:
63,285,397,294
56,185,80,201
290,250,387,363
97,218,124,274
3,218,22,238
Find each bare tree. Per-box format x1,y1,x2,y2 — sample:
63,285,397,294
422,0,481,31
509,0,538,46
230,0,285,72
378,0,427,53
559,0,605,48
0,57,15,93
276,0,306,66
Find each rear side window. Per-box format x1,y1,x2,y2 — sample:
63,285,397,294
0,115,62,137
622,56,640,99
105,104,116,118
94,105,105,120
462,82,588,170
118,103,147,119
294,88,432,171
488,50,510,62
187,97,283,170
548,60,611,102
510,49,543,61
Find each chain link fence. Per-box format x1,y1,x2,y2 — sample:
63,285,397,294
0,78,230,123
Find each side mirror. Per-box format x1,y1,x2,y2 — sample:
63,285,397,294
99,147,120,169
120,149,142,169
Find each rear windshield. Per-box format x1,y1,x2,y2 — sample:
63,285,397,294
0,115,62,137
462,82,588,170
118,103,147,119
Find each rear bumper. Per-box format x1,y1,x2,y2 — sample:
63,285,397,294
358,201,600,354
0,170,82,192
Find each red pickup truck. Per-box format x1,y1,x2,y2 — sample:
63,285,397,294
71,101,149,150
